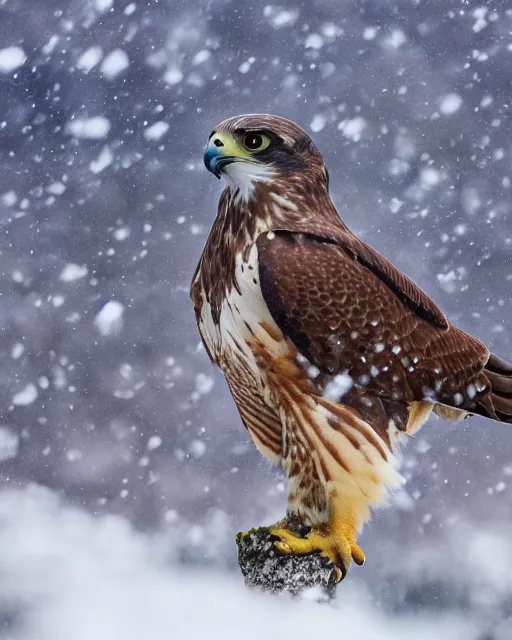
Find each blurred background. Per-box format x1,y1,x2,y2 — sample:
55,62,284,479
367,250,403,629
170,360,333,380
0,0,511,638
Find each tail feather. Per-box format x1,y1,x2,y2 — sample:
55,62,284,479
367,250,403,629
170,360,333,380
494,410,512,424
485,370,512,398
491,394,512,417
486,352,512,376
479,352,512,424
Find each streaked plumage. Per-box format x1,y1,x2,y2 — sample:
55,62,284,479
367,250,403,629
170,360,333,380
192,114,512,579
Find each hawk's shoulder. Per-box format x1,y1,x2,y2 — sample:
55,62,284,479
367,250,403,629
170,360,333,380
259,226,448,330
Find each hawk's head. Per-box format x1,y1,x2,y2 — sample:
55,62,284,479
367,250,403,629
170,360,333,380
204,114,326,201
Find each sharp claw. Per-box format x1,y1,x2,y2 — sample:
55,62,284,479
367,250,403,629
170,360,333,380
268,524,364,581
351,546,366,566
330,544,345,570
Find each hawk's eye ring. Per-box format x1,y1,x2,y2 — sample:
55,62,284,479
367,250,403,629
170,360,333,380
243,133,264,151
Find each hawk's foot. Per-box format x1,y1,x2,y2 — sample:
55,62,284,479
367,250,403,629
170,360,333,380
269,518,365,582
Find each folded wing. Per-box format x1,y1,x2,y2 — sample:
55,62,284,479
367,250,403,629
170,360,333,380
256,230,510,429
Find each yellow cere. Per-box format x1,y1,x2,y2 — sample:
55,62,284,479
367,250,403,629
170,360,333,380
211,132,271,158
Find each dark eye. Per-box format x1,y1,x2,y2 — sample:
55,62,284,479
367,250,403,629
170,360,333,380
243,133,265,151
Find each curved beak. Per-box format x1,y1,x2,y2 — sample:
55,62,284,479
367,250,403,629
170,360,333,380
204,132,251,179
203,144,237,179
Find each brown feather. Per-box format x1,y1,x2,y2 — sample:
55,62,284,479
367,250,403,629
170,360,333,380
256,231,493,428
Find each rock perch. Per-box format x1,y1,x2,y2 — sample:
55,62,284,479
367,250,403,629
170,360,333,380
236,516,339,598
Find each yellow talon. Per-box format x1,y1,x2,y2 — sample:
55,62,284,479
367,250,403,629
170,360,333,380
269,518,365,582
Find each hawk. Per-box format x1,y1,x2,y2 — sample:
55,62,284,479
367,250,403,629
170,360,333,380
191,114,512,581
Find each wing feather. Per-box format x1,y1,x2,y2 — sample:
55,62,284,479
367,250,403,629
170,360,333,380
333,231,448,329
257,230,491,426
271,226,448,330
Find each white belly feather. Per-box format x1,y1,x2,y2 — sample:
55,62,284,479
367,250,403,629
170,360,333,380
198,243,287,365
197,243,289,462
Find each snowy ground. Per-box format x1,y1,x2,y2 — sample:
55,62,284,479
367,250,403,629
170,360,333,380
0,0,512,636
1,484,511,640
